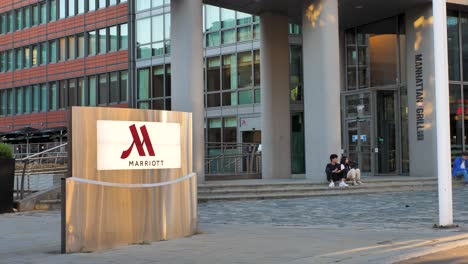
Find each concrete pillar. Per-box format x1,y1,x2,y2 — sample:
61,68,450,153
302,0,342,181
432,0,453,226
170,0,205,182
260,13,291,179
405,5,438,178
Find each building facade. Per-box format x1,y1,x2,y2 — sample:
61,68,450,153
0,0,465,182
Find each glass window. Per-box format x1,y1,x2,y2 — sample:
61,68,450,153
237,51,252,88
40,84,47,112
68,36,75,59
254,89,260,103
153,0,164,8
59,37,66,61
164,14,170,40
207,57,221,92
0,90,5,116
0,14,5,34
208,118,222,143
16,9,23,30
25,8,31,28
165,65,171,96
7,90,13,115
109,0,117,5
138,45,152,59
236,12,251,25
136,0,151,11
59,80,67,108
59,0,66,19
98,74,107,104
222,29,236,45
119,23,128,49
461,13,468,81
207,93,220,107
98,28,106,53
290,46,302,101
40,3,47,24
152,65,164,98
40,42,47,65
88,76,97,106
24,86,32,114
449,84,462,159
88,30,97,55
78,0,85,14
238,90,252,104
206,32,220,47
137,18,151,45
254,50,260,86
7,50,13,71
77,78,85,106
222,54,236,90
68,0,75,17
205,5,220,31
24,47,31,68
152,15,164,42
357,17,398,87
98,0,106,9
69,79,75,106
33,5,39,26
152,42,164,56
223,117,237,142
120,70,128,102
109,26,118,52
49,82,57,110
16,88,23,114
237,26,251,42
464,85,468,149
77,34,84,57
221,8,235,28
8,12,14,32
110,72,119,103
89,0,96,11
138,68,150,99
0,52,5,72
16,48,23,70
50,0,57,21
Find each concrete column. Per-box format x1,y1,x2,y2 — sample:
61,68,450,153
405,6,438,178
170,0,205,182
433,0,453,226
260,13,291,179
302,0,342,181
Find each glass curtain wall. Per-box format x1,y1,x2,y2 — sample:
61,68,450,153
447,10,468,161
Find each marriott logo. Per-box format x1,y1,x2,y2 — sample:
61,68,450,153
97,120,181,170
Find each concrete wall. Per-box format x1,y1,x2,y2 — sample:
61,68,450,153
405,4,438,177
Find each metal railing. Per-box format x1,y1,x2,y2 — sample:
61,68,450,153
12,142,66,159
15,143,68,200
205,142,261,176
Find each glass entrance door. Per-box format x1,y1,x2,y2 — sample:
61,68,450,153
376,91,397,174
346,119,372,173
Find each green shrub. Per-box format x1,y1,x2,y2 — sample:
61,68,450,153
0,143,13,159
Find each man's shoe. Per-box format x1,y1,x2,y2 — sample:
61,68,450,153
352,181,357,186
339,181,349,187
328,182,335,188
357,181,362,185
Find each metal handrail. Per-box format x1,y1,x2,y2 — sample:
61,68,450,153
17,143,68,200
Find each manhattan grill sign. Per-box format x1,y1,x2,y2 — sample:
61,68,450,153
96,120,181,170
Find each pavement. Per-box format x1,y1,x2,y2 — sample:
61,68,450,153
398,245,468,264
2,186,468,264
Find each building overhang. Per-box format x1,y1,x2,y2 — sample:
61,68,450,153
204,0,446,28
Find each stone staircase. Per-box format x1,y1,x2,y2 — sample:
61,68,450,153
197,177,451,202
17,177,466,210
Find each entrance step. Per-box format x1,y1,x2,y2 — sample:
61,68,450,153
34,199,61,211
198,177,461,202
206,174,261,181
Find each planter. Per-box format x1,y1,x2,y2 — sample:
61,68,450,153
0,158,15,214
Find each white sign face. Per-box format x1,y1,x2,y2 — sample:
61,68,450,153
97,120,181,170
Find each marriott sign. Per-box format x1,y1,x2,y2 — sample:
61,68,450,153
96,120,181,170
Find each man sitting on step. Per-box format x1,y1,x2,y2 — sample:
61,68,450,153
452,152,468,187
325,154,348,188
